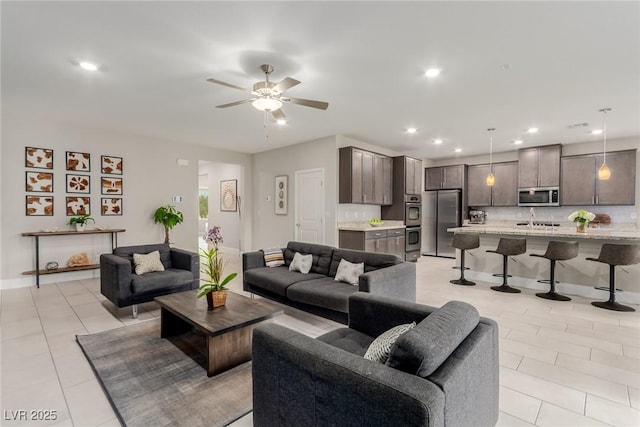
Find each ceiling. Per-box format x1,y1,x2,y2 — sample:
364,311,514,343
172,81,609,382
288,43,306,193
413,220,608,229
2,1,639,159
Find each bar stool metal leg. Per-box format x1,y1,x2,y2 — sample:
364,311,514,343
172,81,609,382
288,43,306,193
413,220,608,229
536,260,571,301
451,249,475,286
591,265,635,312
491,254,521,293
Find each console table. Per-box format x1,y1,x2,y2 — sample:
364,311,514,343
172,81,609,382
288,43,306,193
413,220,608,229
22,229,126,288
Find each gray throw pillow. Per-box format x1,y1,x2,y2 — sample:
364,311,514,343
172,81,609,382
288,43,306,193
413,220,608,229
289,252,312,274
334,258,364,285
364,322,416,364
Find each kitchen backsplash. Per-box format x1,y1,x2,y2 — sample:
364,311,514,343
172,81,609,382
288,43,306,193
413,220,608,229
337,204,381,222
481,205,637,226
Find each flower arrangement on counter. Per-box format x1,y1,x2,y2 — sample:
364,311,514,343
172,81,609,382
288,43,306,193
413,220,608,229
568,210,595,233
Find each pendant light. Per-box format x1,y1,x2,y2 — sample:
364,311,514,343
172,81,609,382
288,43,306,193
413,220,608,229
486,128,496,186
598,108,612,180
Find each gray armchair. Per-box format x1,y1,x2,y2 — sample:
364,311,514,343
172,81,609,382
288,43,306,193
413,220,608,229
100,243,199,318
252,293,499,427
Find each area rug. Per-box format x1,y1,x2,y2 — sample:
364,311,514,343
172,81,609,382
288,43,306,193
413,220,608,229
77,320,252,427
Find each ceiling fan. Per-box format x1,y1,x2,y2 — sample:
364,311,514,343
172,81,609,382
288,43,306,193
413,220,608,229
207,64,329,122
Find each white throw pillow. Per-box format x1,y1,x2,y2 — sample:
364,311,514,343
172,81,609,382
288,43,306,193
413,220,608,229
364,322,416,364
334,259,364,286
133,251,165,275
289,252,312,274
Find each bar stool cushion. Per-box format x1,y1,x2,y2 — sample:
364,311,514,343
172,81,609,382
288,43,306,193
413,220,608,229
531,241,579,261
452,234,480,251
586,244,640,266
487,238,526,257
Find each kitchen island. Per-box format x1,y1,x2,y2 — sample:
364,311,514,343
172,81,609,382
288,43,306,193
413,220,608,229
446,224,640,303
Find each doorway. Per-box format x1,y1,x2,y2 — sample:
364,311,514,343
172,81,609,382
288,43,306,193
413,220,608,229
294,168,325,244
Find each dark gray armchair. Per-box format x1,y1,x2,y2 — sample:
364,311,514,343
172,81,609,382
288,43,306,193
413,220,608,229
252,293,499,427
100,243,199,318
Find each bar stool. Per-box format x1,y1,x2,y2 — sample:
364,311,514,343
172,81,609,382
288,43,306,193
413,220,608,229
530,241,578,301
487,238,526,293
450,233,480,286
587,244,640,312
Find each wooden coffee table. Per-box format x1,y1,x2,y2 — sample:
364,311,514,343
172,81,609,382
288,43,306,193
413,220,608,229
155,290,283,376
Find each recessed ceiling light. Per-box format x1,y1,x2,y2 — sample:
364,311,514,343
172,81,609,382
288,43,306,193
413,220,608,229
591,129,603,135
79,61,98,71
433,139,443,145
454,148,462,153
513,140,523,145
527,127,539,134
424,68,441,78
276,119,287,126
406,127,417,134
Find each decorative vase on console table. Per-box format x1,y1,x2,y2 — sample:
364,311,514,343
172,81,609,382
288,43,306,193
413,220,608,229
569,210,595,234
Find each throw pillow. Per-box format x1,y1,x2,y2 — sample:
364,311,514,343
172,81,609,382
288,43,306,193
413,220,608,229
263,247,285,267
364,322,416,364
289,252,312,274
334,258,364,286
133,251,165,275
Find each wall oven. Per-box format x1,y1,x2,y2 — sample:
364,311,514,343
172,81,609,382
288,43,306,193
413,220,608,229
405,195,422,227
405,227,421,254
518,187,560,206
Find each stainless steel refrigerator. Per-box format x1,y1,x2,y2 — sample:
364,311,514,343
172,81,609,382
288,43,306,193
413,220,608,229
422,189,461,258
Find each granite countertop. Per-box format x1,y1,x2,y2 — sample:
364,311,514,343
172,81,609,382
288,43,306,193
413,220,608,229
338,221,406,232
448,224,640,241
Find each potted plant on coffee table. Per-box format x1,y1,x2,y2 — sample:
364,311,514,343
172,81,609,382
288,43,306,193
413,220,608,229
197,226,237,309
68,214,94,232
153,205,184,244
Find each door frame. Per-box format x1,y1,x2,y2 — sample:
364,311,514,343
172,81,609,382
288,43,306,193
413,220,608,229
294,168,325,244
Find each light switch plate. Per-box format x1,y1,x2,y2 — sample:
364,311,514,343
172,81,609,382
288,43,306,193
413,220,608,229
172,196,183,203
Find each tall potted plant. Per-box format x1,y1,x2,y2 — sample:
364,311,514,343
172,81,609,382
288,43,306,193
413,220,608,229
153,205,184,244
68,214,94,232
197,226,237,309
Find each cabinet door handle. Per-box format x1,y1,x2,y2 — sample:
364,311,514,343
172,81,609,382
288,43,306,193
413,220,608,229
596,196,599,204
592,196,595,204
375,239,379,249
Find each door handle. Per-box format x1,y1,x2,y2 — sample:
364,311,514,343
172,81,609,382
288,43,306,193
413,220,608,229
296,223,301,227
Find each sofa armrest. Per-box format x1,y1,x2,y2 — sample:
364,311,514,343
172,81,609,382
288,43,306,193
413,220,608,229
100,254,133,307
348,292,436,338
359,262,416,302
252,323,444,427
170,248,200,282
242,250,266,271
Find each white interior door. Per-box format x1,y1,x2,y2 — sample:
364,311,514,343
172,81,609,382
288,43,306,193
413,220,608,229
294,169,325,244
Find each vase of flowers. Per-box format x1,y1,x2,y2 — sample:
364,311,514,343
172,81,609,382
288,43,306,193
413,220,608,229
198,226,237,309
568,209,595,233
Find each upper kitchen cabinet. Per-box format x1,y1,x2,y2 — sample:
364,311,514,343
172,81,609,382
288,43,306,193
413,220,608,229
339,146,393,205
561,149,636,206
403,156,423,195
467,162,518,207
424,165,466,190
518,144,561,188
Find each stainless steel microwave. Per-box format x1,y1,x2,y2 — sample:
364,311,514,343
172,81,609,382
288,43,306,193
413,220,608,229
518,187,560,206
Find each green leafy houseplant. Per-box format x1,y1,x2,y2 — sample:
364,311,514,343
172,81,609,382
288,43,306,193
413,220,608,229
153,205,184,244
197,247,237,297
68,214,94,231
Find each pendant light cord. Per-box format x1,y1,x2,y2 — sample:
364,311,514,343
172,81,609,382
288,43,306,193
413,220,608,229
602,110,607,165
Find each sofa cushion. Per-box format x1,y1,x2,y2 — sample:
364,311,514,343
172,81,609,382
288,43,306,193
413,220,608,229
289,252,313,274
131,268,194,294
114,243,172,273
364,322,416,364
316,328,375,357
133,251,165,275
244,266,324,297
334,259,364,285
329,248,401,277
263,247,285,267
284,242,333,276
386,301,480,377
287,277,359,313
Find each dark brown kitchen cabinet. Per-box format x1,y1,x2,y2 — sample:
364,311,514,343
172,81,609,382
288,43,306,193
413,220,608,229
339,147,393,205
561,149,636,206
518,144,561,188
339,228,405,258
467,162,518,207
404,157,423,195
424,165,466,190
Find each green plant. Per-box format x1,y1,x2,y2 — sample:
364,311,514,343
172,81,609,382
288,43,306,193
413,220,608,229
197,247,237,297
153,205,184,244
199,194,208,219
568,209,595,225
68,214,94,226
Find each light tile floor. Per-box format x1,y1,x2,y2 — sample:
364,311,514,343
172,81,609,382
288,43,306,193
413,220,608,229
1,255,639,426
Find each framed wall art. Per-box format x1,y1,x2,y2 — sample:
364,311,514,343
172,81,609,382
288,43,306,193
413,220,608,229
66,197,90,216
66,151,91,171
25,171,53,193
25,147,53,169
101,155,123,175
275,175,288,215
26,196,54,216
220,179,237,212
101,177,123,195
101,198,122,216
66,174,90,194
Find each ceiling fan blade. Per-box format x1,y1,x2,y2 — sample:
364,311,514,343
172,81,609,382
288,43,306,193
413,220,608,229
286,97,329,110
206,78,250,92
272,109,286,121
216,98,256,108
272,77,301,94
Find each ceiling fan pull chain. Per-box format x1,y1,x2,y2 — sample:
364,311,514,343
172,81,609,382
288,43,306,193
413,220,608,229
263,111,270,140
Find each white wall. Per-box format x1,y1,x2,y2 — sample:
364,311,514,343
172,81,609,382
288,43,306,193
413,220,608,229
1,116,252,289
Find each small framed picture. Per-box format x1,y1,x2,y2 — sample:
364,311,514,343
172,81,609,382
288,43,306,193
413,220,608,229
25,171,53,193
66,151,91,171
275,175,288,215
220,179,237,212
66,174,90,194
101,198,122,216
101,177,123,195
25,147,54,169
26,196,54,216
66,197,90,216
101,155,123,175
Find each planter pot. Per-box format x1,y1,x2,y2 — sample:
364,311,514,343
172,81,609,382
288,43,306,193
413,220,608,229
206,290,228,310
576,223,588,233
75,224,86,232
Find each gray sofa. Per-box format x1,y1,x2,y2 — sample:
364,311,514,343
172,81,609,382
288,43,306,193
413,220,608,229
242,241,416,324
252,293,499,427
100,243,199,318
